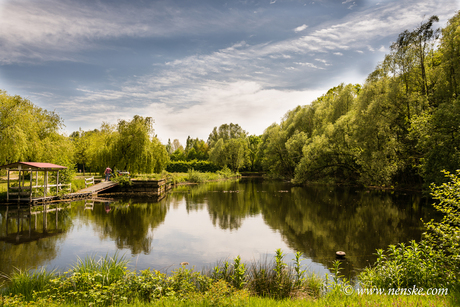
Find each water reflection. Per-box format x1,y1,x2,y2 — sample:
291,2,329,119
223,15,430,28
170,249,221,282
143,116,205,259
0,179,437,280
87,199,168,254
0,203,72,278
165,179,435,276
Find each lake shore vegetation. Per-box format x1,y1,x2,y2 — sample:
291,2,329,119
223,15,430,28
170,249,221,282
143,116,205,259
0,250,452,307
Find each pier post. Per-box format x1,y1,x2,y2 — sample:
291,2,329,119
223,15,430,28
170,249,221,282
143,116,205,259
56,170,60,194
29,168,33,201
7,168,9,202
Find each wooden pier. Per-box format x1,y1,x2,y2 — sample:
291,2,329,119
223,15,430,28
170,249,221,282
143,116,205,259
75,181,119,195
1,170,173,205
29,181,119,204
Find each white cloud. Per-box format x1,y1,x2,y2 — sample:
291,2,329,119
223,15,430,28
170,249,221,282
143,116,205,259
60,80,325,142
378,45,387,52
146,81,325,142
294,62,323,69
294,24,308,32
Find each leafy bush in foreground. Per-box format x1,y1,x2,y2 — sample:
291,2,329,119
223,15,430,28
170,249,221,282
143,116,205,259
359,170,460,290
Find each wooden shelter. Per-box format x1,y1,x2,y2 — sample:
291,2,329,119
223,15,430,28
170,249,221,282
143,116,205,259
0,162,68,202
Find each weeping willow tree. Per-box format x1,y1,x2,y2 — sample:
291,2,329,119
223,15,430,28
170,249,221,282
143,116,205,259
0,90,74,167
74,116,169,175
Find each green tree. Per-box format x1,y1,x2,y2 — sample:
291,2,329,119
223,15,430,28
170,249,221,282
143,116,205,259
207,123,247,148
170,148,186,161
208,124,249,172
247,135,261,171
224,138,248,172
0,90,73,167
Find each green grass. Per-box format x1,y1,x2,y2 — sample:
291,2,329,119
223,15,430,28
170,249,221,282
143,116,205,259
0,292,451,306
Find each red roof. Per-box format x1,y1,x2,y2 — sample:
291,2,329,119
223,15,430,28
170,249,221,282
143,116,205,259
0,162,67,170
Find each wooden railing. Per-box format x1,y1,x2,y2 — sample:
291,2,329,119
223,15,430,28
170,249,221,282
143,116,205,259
8,183,71,196
85,177,95,188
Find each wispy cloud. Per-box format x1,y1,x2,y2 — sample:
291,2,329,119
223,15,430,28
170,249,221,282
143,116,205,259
348,2,357,9
0,0,264,64
294,24,308,32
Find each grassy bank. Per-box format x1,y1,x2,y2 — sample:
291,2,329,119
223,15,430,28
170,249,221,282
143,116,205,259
131,167,240,184
0,294,450,307
0,251,454,307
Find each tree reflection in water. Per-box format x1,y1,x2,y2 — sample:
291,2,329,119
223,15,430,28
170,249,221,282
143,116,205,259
0,203,72,280
169,179,435,277
88,199,168,255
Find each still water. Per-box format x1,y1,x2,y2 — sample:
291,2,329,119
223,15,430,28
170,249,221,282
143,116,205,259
0,178,437,280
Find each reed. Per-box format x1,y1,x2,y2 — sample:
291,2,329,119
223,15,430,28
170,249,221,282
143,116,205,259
205,251,321,300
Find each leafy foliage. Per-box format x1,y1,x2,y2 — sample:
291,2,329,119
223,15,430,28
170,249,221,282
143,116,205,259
257,12,460,188
71,116,170,176
359,170,460,290
0,90,73,167
207,123,251,172
166,160,221,173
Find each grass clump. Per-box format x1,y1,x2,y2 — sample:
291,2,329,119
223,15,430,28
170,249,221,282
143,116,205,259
0,267,56,301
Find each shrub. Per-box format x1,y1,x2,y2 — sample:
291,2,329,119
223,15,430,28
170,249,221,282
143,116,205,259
166,160,221,173
110,174,132,186
359,170,460,290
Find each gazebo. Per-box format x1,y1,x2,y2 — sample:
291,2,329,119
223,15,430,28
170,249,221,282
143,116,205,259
0,162,68,202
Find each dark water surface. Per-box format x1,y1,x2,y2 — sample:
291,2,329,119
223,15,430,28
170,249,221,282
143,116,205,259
0,178,438,280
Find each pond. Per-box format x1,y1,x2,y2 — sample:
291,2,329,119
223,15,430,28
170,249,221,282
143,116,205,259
0,178,438,281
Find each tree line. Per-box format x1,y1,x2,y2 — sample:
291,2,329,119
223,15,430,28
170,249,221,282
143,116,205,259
1,11,459,188
258,12,460,188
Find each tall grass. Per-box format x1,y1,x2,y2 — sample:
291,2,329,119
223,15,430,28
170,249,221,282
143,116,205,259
1,267,56,301
205,251,323,300
70,253,129,286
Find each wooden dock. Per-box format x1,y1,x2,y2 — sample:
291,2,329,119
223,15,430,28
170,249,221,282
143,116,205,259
76,181,119,194
1,179,175,205
1,181,119,205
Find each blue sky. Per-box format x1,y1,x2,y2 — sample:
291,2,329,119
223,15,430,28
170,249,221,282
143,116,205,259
0,0,458,145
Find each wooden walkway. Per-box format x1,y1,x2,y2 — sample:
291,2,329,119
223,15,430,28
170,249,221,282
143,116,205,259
1,181,119,205
76,181,119,194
